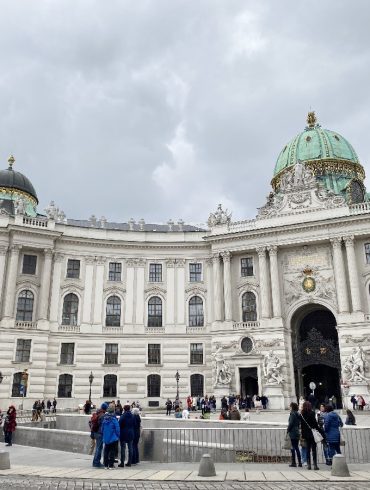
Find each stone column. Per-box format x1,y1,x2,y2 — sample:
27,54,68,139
344,236,362,312
93,257,105,324
82,257,95,323
3,244,21,318
257,247,270,319
135,259,145,325
221,251,232,321
175,259,186,325
124,259,135,325
330,237,349,313
0,246,8,317
267,246,281,318
166,259,175,326
49,253,64,322
212,254,222,321
38,248,53,320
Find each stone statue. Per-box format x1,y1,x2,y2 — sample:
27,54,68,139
263,351,284,385
45,201,66,222
343,346,368,383
208,204,232,228
14,198,26,215
212,341,236,387
294,160,304,186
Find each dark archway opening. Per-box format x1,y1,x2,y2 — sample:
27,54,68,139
293,307,342,408
239,368,259,397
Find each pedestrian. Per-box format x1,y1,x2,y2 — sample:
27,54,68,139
132,407,141,465
345,409,356,426
261,395,268,409
300,401,320,470
3,405,17,446
102,404,120,470
46,399,52,414
91,402,108,467
324,405,343,465
350,395,357,410
165,398,172,416
229,406,241,420
119,404,134,467
52,398,57,413
357,395,366,411
317,403,330,465
84,399,92,415
287,402,302,467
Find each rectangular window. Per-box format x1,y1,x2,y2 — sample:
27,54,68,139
190,343,203,365
60,343,75,365
22,255,37,275
104,343,118,365
241,257,254,277
189,263,202,282
149,263,162,282
365,244,370,264
15,339,31,363
67,259,80,279
148,344,161,365
109,262,122,281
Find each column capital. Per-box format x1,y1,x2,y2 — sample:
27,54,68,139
44,248,54,258
330,237,343,249
95,256,107,266
267,245,278,256
0,245,8,256
165,258,176,268
10,244,22,253
343,235,355,246
212,253,220,264
175,258,185,268
256,246,266,257
85,256,95,265
54,253,64,263
220,251,231,262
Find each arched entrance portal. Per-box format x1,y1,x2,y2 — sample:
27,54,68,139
292,306,342,407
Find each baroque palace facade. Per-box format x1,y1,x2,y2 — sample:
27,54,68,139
1,112,370,409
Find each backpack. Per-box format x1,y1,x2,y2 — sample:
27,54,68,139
89,410,101,432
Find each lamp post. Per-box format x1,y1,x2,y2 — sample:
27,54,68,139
88,371,94,403
175,370,180,399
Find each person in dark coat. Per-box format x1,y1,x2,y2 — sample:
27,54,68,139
345,409,356,426
4,405,17,446
324,405,343,465
132,407,141,464
287,402,302,467
118,404,134,467
300,401,320,470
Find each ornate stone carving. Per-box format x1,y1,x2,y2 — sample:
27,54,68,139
256,247,266,257
144,285,166,297
126,258,146,267
342,335,370,345
14,197,27,215
284,265,336,306
185,285,207,296
175,259,186,267
220,251,231,262
267,245,278,256
263,351,284,385
212,340,238,387
44,201,66,222
207,204,231,227
343,347,368,383
166,259,176,268
255,338,281,349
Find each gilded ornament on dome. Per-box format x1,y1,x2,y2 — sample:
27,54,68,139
307,111,317,128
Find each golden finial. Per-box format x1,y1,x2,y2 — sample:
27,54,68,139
307,111,317,128
8,155,15,169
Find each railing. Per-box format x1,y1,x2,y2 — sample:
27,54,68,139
22,216,48,228
349,202,370,214
186,326,206,334
17,413,57,424
102,326,124,334
15,321,38,329
58,325,81,333
141,426,370,464
145,327,165,334
233,321,260,330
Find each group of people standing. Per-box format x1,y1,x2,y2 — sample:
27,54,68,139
350,394,367,410
32,398,57,420
90,401,141,470
287,401,354,470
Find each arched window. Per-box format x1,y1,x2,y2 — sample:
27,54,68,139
189,296,204,326
103,374,117,397
242,292,257,322
58,374,73,398
12,372,27,397
190,374,204,397
16,290,34,322
105,296,121,326
147,374,161,397
62,293,79,326
148,297,162,327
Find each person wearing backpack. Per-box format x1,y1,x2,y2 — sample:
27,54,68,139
324,405,343,465
102,404,120,469
91,402,108,468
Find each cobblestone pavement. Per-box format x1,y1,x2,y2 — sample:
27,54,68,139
1,478,369,490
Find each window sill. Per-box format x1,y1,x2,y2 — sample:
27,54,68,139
57,363,76,367
102,363,121,367
12,361,32,364
188,363,204,367
145,363,163,367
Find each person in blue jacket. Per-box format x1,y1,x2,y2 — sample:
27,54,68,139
102,404,120,469
118,404,134,467
323,405,343,465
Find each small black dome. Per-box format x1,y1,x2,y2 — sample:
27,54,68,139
0,167,38,203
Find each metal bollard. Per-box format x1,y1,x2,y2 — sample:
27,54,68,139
331,454,350,477
198,453,216,477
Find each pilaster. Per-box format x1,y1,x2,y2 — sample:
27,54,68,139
257,246,270,319
0,246,8,318
330,237,349,313
212,254,222,321
344,236,362,312
3,244,21,318
93,257,105,324
267,245,281,318
38,248,54,321
221,251,232,321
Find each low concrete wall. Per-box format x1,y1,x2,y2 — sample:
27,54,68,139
10,427,91,453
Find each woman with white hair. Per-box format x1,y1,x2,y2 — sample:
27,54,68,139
132,407,141,465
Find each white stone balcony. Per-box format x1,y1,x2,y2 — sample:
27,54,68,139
58,325,81,333
186,326,206,334
232,321,260,331
15,321,38,330
145,326,165,334
102,326,124,334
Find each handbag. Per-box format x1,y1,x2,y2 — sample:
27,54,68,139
301,413,323,443
283,433,291,450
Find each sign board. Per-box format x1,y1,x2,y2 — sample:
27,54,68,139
19,384,25,395
309,382,316,390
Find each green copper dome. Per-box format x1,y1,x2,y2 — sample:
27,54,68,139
274,114,360,177
270,112,366,204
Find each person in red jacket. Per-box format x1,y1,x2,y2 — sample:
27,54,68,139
4,405,17,446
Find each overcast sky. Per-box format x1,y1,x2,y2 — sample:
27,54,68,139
1,0,369,225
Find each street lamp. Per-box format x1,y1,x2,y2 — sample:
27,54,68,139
88,371,94,403
175,370,180,399
0,372,3,384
